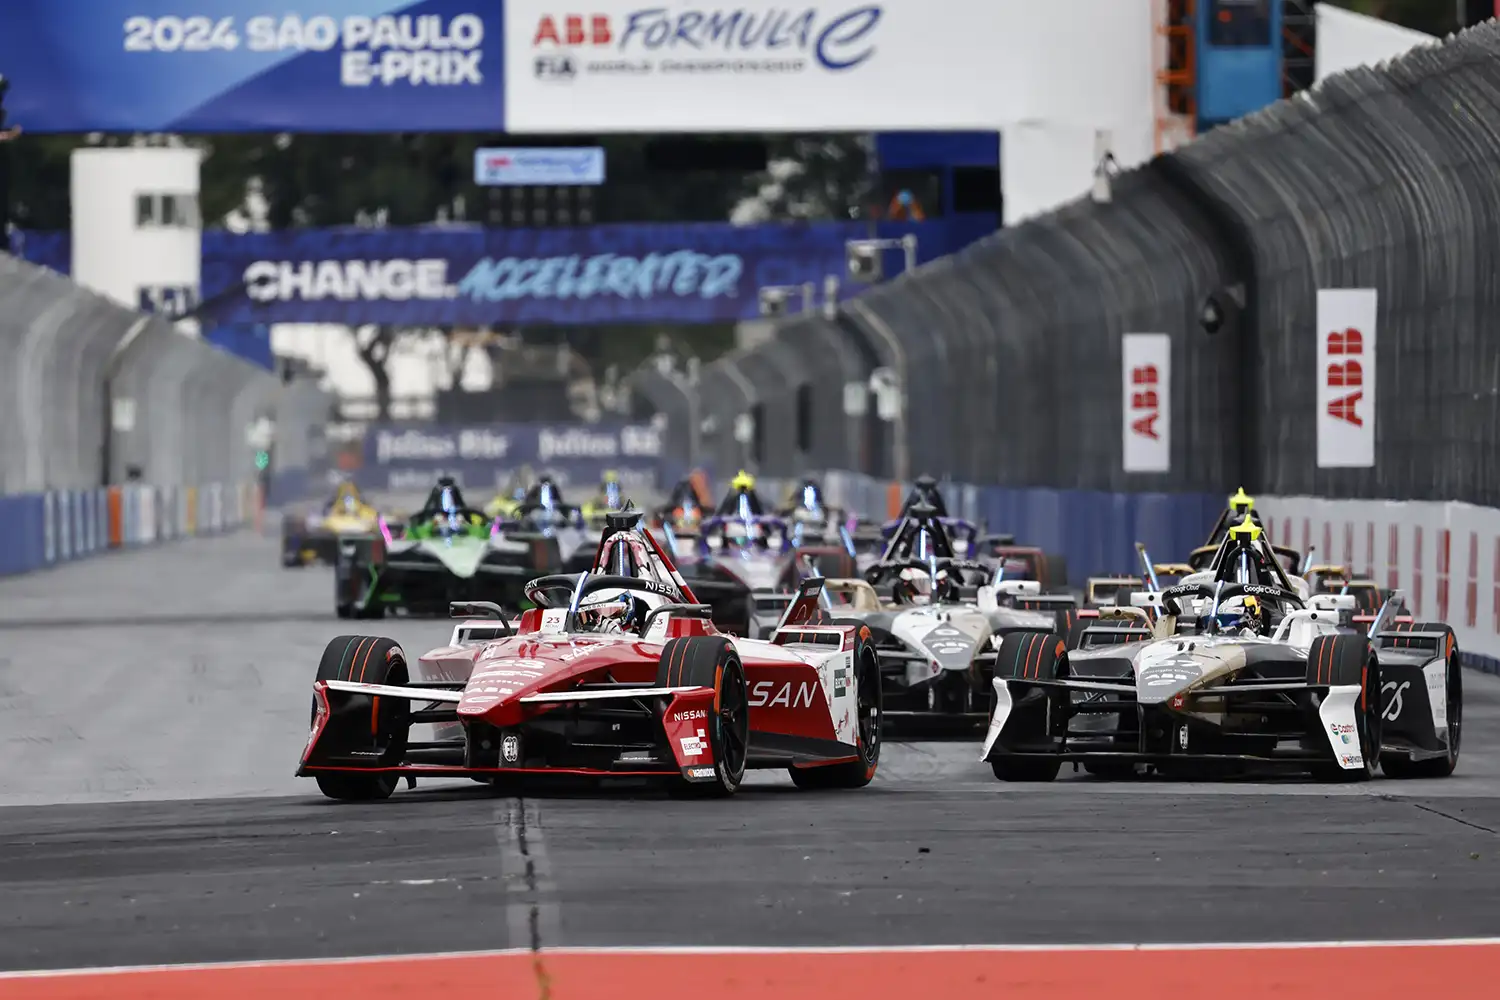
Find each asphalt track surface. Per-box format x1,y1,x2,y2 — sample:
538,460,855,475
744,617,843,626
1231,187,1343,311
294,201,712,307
3,529,1500,983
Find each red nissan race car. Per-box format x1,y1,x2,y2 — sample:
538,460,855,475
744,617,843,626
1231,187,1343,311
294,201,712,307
297,511,883,801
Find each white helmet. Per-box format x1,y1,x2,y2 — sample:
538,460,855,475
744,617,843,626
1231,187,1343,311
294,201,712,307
895,566,933,605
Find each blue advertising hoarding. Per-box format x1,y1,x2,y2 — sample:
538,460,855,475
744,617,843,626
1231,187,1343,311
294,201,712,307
9,218,994,326
348,421,667,496
0,1,506,132
199,220,950,325
364,422,664,469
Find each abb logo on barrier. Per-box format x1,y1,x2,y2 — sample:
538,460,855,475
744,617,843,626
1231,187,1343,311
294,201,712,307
1315,289,1376,468
1325,327,1364,426
1129,364,1160,440
1121,333,1169,473
533,15,612,46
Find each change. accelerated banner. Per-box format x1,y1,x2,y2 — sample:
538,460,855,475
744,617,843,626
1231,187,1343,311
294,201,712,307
199,221,917,325
0,1,505,132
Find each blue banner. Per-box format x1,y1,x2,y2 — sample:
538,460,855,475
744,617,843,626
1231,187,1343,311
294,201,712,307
202,220,946,325
10,219,996,326
362,422,665,470
0,1,505,133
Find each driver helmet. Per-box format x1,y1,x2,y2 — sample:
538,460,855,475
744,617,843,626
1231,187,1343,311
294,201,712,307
576,588,644,633
893,566,933,605
1201,595,1265,635
930,567,962,603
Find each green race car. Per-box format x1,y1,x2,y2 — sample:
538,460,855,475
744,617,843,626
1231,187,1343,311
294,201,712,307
334,478,559,618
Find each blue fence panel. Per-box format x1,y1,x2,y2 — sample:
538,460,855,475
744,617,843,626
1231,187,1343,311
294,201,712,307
58,491,72,562
0,494,46,576
972,486,1220,586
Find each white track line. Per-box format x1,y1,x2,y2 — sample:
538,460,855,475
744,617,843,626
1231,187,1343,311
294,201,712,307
5,937,1500,980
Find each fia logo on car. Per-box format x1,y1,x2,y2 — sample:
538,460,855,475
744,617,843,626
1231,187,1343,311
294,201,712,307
501,734,521,764
1382,680,1410,721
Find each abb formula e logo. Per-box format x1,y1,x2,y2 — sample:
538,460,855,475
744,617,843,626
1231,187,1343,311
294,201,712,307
749,679,817,709
528,7,883,77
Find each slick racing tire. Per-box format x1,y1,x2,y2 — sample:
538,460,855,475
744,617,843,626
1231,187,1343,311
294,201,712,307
988,631,1065,782
311,635,411,802
1378,622,1462,778
1307,634,1381,783
789,629,883,790
1018,598,1076,640
658,637,749,798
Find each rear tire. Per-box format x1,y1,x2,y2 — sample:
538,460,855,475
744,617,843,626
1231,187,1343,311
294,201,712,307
310,635,411,802
1380,623,1462,778
657,637,749,798
1307,634,1380,783
789,637,882,790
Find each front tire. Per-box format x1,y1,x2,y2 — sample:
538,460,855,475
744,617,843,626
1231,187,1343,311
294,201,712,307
1308,634,1380,783
789,637,883,790
658,637,749,798
311,635,411,802
986,631,1065,782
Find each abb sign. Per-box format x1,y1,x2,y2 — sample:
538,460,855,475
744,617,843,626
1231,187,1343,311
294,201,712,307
533,14,612,46
1316,289,1377,468
1121,333,1170,473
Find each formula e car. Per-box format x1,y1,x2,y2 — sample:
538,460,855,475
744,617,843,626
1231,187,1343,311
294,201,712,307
282,481,381,567
981,516,1462,781
334,478,558,618
666,509,859,639
824,504,1072,731
1186,488,1300,572
298,511,883,800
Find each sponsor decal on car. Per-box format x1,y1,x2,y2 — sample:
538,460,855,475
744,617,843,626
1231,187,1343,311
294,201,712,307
672,709,707,722
1142,666,1198,687
1382,679,1409,721
748,679,817,708
688,766,716,779
1330,721,1356,745
679,731,708,758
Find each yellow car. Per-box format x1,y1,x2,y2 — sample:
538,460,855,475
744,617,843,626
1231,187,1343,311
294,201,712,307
281,481,381,567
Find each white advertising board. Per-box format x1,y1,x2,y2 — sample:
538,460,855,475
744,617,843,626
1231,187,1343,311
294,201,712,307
1122,333,1170,473
502,0,1155,132
1316,288,1377,468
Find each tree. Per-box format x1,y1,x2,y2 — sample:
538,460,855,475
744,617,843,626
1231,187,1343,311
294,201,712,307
733,136,876,223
